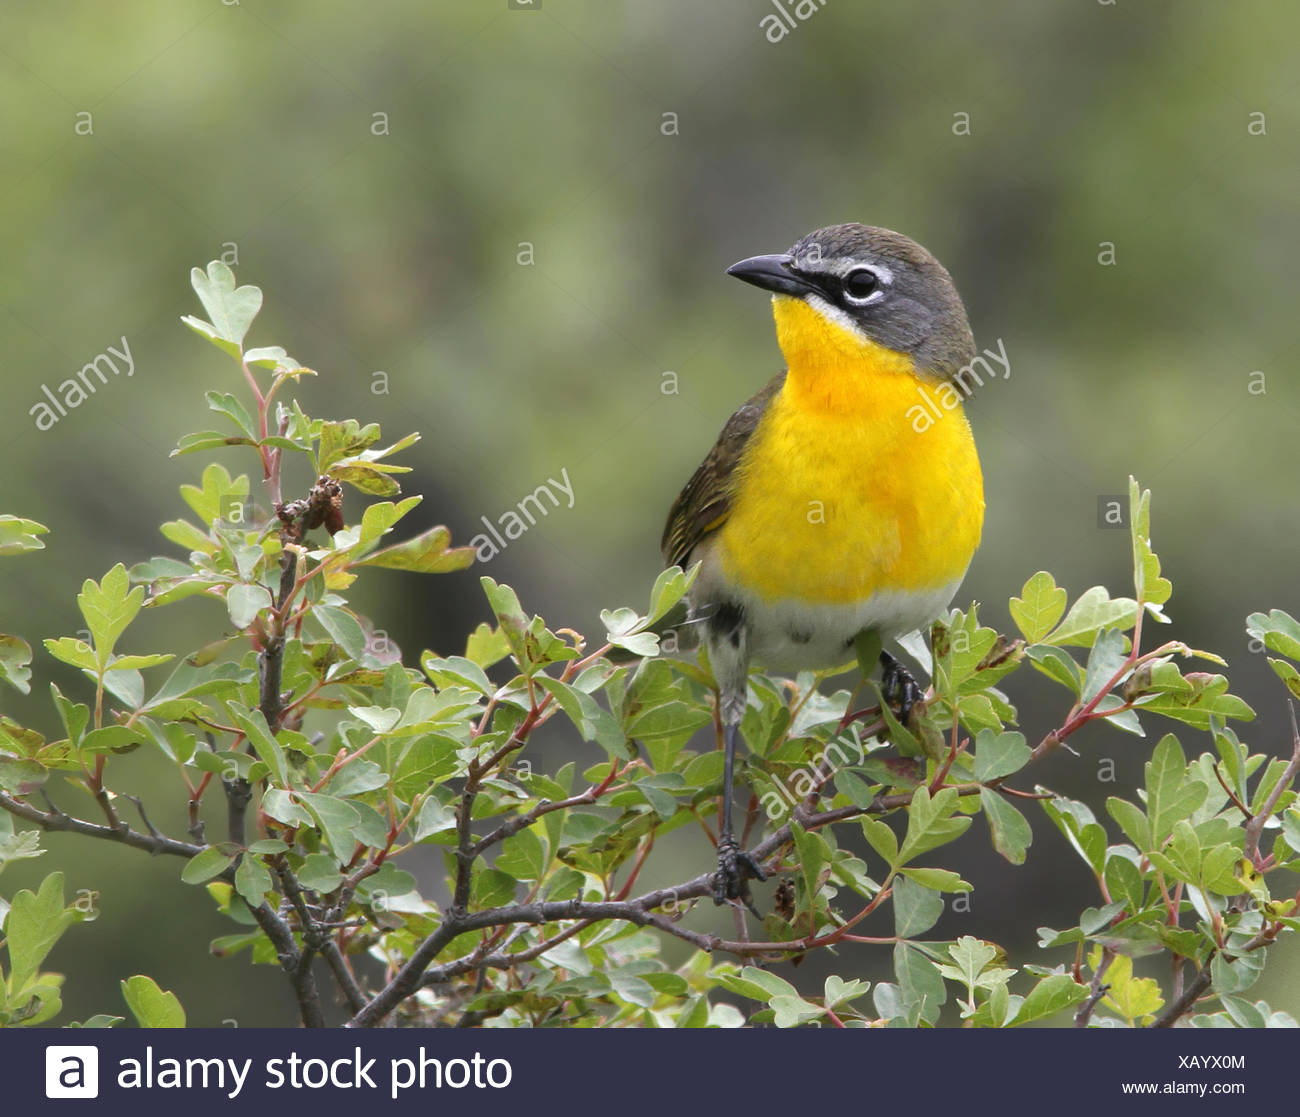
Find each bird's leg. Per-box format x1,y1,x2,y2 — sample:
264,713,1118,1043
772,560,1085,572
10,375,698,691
879,649,923,725
713,719,766,912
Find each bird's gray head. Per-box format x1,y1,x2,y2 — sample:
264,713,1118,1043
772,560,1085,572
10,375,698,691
727,223,976,379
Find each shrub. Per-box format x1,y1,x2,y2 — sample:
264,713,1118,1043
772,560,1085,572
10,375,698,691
2,263,1297,1028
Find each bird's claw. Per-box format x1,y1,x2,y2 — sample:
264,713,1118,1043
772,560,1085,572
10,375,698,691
880,650,923,725
713,836,766,914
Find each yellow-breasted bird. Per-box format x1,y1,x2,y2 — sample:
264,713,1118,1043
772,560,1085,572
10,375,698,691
661,223,984,907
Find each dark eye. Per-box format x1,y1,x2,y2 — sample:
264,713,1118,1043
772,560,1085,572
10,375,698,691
842,268,880,302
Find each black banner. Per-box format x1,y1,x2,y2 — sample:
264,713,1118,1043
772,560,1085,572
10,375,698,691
4,1028,1274,1113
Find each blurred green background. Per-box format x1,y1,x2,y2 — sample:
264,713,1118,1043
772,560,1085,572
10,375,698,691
2,0,1297,1025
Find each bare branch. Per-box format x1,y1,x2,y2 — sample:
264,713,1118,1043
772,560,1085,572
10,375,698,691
1074,946,1113,1027
246,896,324,1028
0,788,203,860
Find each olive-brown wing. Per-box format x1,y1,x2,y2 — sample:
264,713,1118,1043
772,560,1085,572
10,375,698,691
660,372,785,569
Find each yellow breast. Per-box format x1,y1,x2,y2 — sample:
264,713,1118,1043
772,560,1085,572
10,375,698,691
717,297,984,605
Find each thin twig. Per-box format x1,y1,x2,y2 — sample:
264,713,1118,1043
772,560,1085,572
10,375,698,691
0,789,203,859
1075,946,1114,1027
1243,701,1300,861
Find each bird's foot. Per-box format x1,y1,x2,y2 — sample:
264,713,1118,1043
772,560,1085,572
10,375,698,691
880,650,923,725
712,837,766,914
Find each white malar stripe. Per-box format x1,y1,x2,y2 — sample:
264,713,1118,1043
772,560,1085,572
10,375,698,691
802,292,877,341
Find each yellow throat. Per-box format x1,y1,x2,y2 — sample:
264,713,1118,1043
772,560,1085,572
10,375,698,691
717,296,985,605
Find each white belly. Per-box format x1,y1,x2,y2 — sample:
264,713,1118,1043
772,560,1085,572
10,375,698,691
690,540,963,673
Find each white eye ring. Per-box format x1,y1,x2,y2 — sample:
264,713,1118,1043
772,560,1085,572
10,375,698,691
842,266,885,305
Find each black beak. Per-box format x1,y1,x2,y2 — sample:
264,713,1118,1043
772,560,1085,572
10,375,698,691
725,253,819,297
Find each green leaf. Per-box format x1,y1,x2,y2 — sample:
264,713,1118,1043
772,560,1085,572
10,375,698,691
714,966,792,1004
1101,951,1163,1025
352,496,423,548
1212,951,1265,996
421,654,493,697
1010,974,1089,1026
228,703,288,785
631,778,679,820
68,1014,125,1029
355,525,476,574
170,431,257,457
0,634,33,694
495,827,549,881
729,966,802,1004
107,653,173,671
243,345,305,371
1135,673,1255,729
181,315,239,359
188,260,262,348
0,755,48,793
938,935,1002,991
898,866,970,893
121,974,186,1028
770,994,826,1028
179,463,249,528
1199,843,1241,895
295,792,363,861
332,463,402,496
608,969,658,1009
835,768,877,809
181,846,236,885
314,605,368,660
823,975,871,1009
894,942,946,1025
1106,796,1152,853
862,818,900,867
6,872,80,990
1081,628,1127,705
1128,478,1172,608
77,564,144,669
206,390,258,440
79,726,144,754
413,796,457,841
481,578,530,663
297,853,344,893
1104,852,1144,913
465,623,512,669
790,820,828,903
1009,571,1067,643
1247,609,1300,662
1145,734,1207,845
645,564,698,626
932,607,999,697
1025,645,1083,695
1041,796,1107,874
1267,658,1300,700
0,515,49,556
49,684,89,747
607,630,660,658
233,854,273,907
898,787,971,864
226,583,272,629
261,788,313,828
1217,995,1267,1029
1043,586,1138,648
0,821,44,871
317,419,381,473
348,705,402,734
980,788,1032,865
972,729,1032,782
